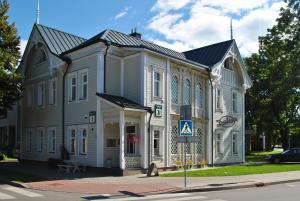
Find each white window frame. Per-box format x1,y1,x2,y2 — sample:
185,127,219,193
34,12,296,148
27,85,34,108
171,75,179,105
48,78,57,106
126,125,138,155
36,128,44,152
232,91,238,113
26,128,32,152
216,87,222,112
232,132,238,155
67,126,77,155
152,68,164,100
48,127,56,154
78,125,88,155
216,132,223,157
68,72,77,103
37,82,45,107
78,69,88,101
183,78,191,105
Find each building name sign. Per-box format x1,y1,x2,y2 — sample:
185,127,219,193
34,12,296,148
216,115,237,128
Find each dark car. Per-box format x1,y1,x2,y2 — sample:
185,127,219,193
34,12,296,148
266,148,300,163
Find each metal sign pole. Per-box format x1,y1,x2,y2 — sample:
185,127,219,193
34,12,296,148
184,137,187,188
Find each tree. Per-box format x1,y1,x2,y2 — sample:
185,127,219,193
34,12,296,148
0,0,22,111
245,0,300,150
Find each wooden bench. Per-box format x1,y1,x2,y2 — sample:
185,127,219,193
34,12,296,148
57,164,74,174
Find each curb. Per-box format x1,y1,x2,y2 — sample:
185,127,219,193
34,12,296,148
0,180,28,189
175,178,300,193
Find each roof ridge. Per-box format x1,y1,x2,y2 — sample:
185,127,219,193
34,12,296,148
183,39,234,53
35,23,87,41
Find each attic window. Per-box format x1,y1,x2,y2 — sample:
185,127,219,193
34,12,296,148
35,49,47,65
224,58,233,70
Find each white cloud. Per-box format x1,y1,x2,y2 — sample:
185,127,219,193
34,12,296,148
151,0,193,13
147,0,285,56
115,6,130,20
19,39,28,56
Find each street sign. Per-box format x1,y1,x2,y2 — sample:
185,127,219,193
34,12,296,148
175,136,201,143
180,120,193,136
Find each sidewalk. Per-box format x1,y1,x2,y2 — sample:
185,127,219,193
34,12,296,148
25,171,300,195
2,161,300,195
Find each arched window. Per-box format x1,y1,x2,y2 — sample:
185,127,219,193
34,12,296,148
224,58,233,70
171,75,178,104
195,81,203,108
35,49,47,65
183,79,191,105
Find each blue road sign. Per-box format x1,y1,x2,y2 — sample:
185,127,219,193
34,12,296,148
180,120,193,136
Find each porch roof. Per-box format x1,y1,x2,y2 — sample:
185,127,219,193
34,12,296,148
97,93,152,112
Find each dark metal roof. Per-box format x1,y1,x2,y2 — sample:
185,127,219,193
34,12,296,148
97,93,151,112
62,29,208,69
35,24,86,55
183,40,234,67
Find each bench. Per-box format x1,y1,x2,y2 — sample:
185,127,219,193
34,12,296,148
58,161,87,174
57,164,74,174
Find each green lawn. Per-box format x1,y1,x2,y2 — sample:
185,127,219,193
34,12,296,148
0,169,45,183
246,150,282,162
160,164,300,177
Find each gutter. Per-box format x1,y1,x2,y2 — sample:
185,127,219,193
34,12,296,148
147,109,153,166
60,56,72,159
103,41,111,93
207,68,214,166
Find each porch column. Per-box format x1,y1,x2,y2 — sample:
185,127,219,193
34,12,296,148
206,79,212,165
119,110,125,170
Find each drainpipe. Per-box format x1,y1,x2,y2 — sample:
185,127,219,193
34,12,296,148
207,68,214,167
147,109,153,166
103,41,111,93
61,56,72,159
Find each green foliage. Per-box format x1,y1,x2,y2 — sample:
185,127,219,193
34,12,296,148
245,0,300,150
161,164,300,177
246,150,282,162
0,0,23,110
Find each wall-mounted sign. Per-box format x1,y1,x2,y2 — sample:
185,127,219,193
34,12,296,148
89,111,96,124
216,115,237,128
154,104,162,117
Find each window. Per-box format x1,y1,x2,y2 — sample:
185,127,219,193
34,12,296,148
79,70,88,100
26,128,32,152
216,133,223,156
183,79,191,105
36,128,44,152
68,73,77,102
171,125,178,154
49,78,56,105
126,126,137,155
232,92,237,113
68,128,76,154
232,133,238,155
196,128,203,154
48,128,56,153
79,125,88,155
153,130,160,156
37,82,45,106
224,58,233,70
171,75,178,104
195,81,203,108
216,88,221,110
153,72,160,98
27,85,33,108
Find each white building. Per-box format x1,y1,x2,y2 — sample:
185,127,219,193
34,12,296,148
18,24,252,172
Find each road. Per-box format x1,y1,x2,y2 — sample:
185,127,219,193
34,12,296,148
0,182,300,201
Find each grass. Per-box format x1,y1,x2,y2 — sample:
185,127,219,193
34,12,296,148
0,169,46,183
160,163,300,177
246,150,282,162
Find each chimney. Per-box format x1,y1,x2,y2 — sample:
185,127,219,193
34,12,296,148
129,28,141,39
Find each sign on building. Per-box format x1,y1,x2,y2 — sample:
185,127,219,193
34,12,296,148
154,104,162,117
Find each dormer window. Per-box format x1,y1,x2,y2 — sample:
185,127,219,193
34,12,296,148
35,49,47,65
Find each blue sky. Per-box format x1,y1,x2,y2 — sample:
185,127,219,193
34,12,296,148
8,0,285,56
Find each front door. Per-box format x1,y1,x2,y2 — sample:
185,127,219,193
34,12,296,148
104,124,120,167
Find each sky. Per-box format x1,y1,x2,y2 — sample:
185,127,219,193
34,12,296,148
8,0,286,57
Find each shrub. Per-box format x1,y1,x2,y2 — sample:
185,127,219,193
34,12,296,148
199,159,207,168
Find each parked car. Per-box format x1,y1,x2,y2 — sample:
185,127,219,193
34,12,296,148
266,148,300,163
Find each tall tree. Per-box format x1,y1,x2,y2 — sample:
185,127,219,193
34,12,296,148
0,0,22,111
245,0,300,150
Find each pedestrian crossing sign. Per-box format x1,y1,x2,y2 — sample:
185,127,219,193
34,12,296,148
180,120,193,136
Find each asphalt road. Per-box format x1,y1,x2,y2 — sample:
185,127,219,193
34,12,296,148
1,181,300,201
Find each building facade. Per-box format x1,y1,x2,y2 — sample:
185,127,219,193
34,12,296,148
18,24,252,170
